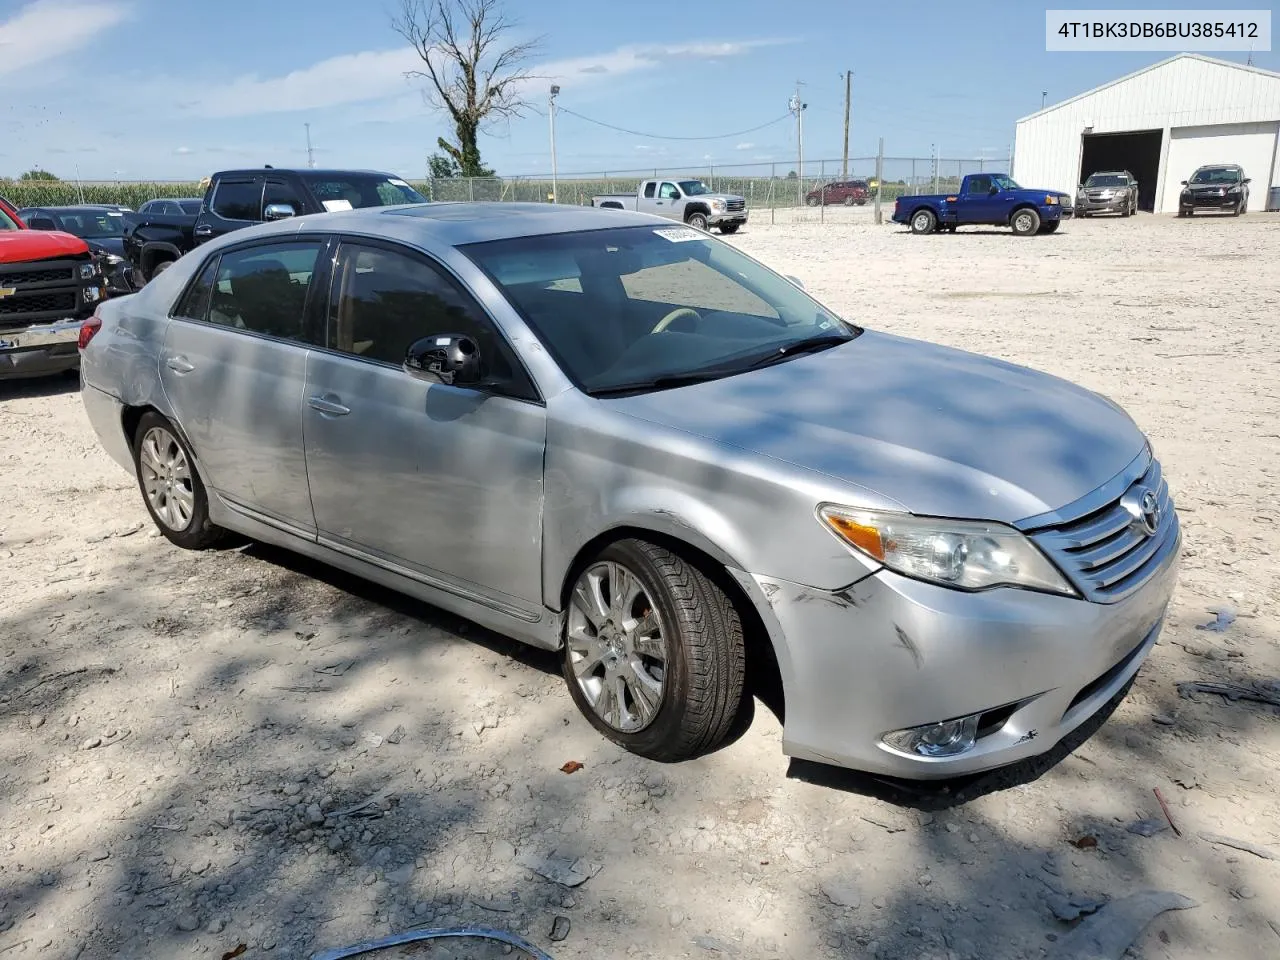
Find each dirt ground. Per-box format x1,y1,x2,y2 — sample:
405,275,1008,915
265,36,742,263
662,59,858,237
2,211,1278,960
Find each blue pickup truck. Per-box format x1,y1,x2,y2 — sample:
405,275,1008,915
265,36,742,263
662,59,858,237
892,173,1074,236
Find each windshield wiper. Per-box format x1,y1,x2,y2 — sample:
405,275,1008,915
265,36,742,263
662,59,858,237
588,369,736,398
745,334,852,369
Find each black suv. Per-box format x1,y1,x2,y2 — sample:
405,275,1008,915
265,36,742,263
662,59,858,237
1179,165,1250,216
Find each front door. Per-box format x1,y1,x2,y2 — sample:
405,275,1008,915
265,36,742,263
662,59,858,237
159,237,328,534
956,173,999,224
302,239,547,613
194,176,264,246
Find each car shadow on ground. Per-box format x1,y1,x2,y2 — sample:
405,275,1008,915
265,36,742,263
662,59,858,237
0,370,80,402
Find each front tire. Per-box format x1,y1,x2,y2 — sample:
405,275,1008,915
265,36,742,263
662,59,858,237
132,412,225,550
562,539,745,762
806,197,819,207
909,209,937,234
1039,221,1060,234
1011,207,1041,236
686,211,709,230
718,223,739,234
843,196,855,206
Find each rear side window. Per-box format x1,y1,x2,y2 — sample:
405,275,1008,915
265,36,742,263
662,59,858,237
643,182,656,199
206,241,325,342
173,256,219,321
211,180,262,221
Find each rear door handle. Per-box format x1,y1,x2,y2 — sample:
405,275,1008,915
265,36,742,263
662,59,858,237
193,224,213,237
165,355,195,374
307,395,351,417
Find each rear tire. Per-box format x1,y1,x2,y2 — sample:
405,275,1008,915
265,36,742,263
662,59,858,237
843,196,855,206
132,412,226,550
909,209,936,235
805,197,819,207
562,539,745,762
686,211,709,230
718,224,739,234
1011,207,1041,236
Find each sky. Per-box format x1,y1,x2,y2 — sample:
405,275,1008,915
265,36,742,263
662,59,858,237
1,0,1276,181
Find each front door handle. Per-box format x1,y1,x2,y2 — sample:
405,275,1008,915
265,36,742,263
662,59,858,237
307,395,351,417
165,355,195,374
193,224,213,237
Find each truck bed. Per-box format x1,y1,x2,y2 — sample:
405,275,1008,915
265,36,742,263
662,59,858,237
591,195,639,210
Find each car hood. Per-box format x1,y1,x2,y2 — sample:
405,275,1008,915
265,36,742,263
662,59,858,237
607,331,1146,524
0,230,89,263
87,237,126,257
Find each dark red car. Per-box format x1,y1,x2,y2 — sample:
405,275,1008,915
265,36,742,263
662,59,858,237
805,180,868,206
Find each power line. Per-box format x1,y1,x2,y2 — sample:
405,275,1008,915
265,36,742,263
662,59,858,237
554,107,792,142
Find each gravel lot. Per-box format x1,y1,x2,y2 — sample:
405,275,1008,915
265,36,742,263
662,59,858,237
2,211,1278,960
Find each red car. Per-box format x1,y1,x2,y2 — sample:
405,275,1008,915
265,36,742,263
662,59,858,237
1,195,106,380
805,180,869,206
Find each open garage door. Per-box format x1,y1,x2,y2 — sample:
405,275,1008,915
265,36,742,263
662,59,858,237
1079,130,1163,212
1160,121,1280,213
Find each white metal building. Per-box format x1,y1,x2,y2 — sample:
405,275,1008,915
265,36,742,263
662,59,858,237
1013,54,1280,213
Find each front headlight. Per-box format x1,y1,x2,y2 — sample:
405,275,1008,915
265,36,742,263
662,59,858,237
1043,195,1057,205
78,262,99,280
711,199,725,210
818,505,1076,596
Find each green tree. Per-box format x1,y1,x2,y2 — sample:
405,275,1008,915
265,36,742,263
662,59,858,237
393,0,540,178
428,152,461,178
19,168,59,181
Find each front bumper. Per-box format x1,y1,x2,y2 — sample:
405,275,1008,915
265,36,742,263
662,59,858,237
0,317,82,380
708,211,748,226
753,528,1179,779
1077,196,1129,214
1181,193,1242,211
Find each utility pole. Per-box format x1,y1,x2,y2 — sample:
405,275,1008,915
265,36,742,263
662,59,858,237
790,81,807,206
1041,90,1047,109
304,123,315,168
548,85,560,203
841,70,852,179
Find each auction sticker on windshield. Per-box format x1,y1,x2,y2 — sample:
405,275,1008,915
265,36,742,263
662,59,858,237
653,227,702,243
322,199,353,212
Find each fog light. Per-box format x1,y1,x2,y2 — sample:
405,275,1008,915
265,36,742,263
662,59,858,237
84,286,101,304
883,714,980,758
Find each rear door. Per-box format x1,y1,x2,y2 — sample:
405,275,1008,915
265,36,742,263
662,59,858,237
301,238,547,613
194,176,264,246
159,236,330,535
635,181,660,215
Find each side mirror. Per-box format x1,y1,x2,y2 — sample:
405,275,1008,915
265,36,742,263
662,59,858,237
784,275,805,290
1243,178,1251,184
263,203,296,221
1180,180,1188,186
404,334,483,386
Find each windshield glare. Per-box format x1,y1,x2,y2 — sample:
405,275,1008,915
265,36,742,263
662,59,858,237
678,180,711,196
1085,174,1127,187
1190,167,1240,184
463,225,857,395
301,174,427,209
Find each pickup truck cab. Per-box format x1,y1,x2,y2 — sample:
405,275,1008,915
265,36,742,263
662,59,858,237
123,168,428,284
892,173,1073,236
591,179,747,234
0,195,107,380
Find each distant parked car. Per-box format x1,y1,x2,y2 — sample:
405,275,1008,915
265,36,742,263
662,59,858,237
19,205,134,294
81,202,1179,780
1076,171,1138,218
806,180,869,206
1178,164,1250,216
892,173,1072,236
137,198,203,217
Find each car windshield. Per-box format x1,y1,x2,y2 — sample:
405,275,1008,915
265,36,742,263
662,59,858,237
1085,174,1127,187
1190,167,1240,184
58,210,127,238
990,174,1021,190
300,173,427,210
462,224,860,396
178,199,202,214
677,180,712,196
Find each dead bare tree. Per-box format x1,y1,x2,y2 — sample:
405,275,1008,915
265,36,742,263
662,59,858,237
392,0,542,177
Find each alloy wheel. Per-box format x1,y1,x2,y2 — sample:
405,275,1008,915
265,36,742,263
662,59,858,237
139,426,195,532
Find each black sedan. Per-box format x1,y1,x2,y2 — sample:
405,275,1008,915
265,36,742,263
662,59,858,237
18,205,135,293
1178,165,1250,216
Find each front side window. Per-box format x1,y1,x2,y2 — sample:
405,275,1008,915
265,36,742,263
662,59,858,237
204,241,324,341
326,242,534,399
965,175,992,195
658,182,679,200
462,225,858,396
211,180,263,221
263,180,306,217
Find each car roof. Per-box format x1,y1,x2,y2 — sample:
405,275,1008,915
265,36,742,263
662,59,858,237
1193,163,1242,170
20,204,127,213
221,201,674,248
213,168,404,178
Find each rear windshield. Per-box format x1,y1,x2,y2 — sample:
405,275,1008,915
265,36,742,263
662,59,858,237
300,174,426,210
1190,167,1240,184
1085,174,1127,187
178,199,202,214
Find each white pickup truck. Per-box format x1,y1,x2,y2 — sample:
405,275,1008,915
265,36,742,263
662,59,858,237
591,178,748,234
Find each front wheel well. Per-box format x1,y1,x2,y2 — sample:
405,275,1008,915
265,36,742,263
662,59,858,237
558,527,784,722
1007,203,1040,222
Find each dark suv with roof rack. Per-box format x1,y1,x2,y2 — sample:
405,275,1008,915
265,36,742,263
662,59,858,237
1178,164,1250,216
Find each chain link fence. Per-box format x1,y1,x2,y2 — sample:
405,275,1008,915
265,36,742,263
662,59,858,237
1,156,1006,214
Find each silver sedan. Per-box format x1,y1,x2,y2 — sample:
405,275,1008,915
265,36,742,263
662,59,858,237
78,203,1179,778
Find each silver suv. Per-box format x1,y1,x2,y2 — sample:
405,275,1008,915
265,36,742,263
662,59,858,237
79,203,1179,779
1076,170,1139,217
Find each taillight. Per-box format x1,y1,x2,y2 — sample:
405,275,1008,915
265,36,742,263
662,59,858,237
78,314,102,351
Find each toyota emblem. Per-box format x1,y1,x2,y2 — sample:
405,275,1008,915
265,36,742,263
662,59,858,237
1120,485,1161,537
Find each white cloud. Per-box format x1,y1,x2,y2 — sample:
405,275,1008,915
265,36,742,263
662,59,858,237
171,37,791,119
735,142,754,150
175,146,193,155
0,0,131,77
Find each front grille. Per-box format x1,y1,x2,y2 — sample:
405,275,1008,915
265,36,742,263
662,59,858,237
725,199,746,212
1029,458,1178,603
0,291,77,317
0,265,75,285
